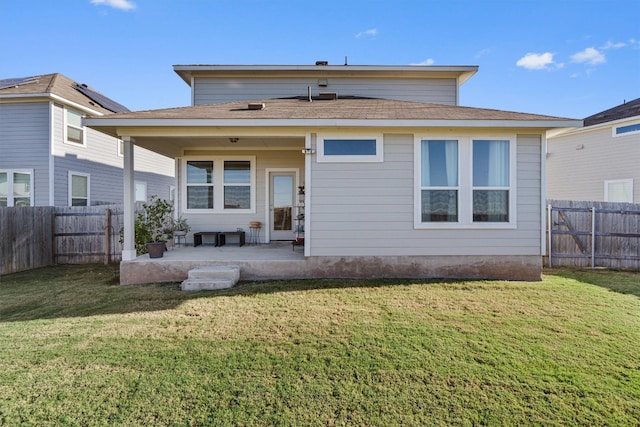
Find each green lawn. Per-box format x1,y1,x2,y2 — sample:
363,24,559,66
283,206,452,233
1,265,639,426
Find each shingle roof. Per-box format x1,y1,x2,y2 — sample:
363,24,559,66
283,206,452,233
583,97,640,126
0,73,129,114
89,96,574,122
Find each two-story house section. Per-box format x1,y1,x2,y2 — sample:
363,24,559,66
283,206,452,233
547,97,640,203
0,73,174,206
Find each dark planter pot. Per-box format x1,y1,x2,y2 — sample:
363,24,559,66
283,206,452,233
146,241,166,258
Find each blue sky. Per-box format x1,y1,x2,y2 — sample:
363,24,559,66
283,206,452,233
1,0,638,118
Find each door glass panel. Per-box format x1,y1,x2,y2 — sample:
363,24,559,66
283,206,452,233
273,175,293,231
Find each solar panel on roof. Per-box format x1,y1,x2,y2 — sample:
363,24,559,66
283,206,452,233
74,83,130,113
0,76,40,90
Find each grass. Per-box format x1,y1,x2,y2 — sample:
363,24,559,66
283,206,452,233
0,265,639,426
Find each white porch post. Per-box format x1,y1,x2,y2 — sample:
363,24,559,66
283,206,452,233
122,136,136,261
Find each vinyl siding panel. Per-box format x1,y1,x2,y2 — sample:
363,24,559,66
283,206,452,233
0,102,51,205
547,123,640,202
194,77,457,105
308,133,543,257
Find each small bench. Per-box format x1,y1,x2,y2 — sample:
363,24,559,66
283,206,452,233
219,231,245,247
193,232,222,247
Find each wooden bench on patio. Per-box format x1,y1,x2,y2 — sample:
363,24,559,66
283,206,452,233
193,231,245,247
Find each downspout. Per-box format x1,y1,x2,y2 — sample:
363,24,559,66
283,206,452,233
48,102,55,205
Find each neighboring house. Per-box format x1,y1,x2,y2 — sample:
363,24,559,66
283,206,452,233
0,73,174,207
547,97,640,203
85,63,580,281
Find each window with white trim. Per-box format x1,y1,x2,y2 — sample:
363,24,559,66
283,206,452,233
416,135,516,228
69,172,89,206
605,179,633,203
613,122,640,137
135,181,147,202
317,134,383,162
0,169,34,207
184,157,255,213
66,108,85,145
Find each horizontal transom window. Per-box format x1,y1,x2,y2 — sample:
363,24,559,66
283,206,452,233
317,134,383,162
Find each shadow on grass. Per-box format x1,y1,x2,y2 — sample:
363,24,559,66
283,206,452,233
544,267,640,298
0,264,454,322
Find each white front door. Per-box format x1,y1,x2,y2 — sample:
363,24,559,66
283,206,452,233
269,171,296,240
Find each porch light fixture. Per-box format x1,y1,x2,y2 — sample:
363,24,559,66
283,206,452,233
302,148,316,154
229,137,239,143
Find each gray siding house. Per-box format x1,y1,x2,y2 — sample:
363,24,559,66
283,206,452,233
547,98,640,203
85,63,580,282
0,73,174,207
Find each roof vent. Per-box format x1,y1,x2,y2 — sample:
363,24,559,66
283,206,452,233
248,102,265,110
317,92,338,100
315,61,329,66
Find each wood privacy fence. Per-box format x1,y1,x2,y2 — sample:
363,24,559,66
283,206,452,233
547,200,640,269
1,205,126,275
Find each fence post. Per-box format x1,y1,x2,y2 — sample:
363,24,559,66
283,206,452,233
591,206,596,269
547,204,553,268
104,208,112,265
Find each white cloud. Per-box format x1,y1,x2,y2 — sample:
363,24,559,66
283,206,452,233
475,48,492,59
410,59,435,66
91,0,135,11
601,41,626,50
355,28,377,39
571,47,605,65
516,52,555,70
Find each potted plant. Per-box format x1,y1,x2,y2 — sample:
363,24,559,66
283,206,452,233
135,196,174,258
172,216,191,237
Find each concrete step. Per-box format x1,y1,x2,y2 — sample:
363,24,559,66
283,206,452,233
181,265,240,291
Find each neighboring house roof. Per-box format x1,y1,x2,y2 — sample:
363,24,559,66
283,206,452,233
85,96,580,137
0,73,129,115
583,97,640,126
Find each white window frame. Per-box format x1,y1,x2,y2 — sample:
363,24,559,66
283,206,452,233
317,133,384,163
117,139,124,157
612,121,640,137
182,156,256,214
64,107,86,147
135,181,147,202
414,134,517,229
0,169,34,207
604,179,633,203
68,171,90,206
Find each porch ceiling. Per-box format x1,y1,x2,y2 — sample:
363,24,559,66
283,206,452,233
131,135,305,158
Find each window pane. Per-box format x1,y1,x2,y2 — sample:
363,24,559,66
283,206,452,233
615,123,640,135
67,126,83,144
72,175,87,198
187,186,213,209
422,190,458,222
67,109,83,127
0,198,6,207
135,182,146,202
187,161,213,184
473,190,509,222
13,173,31,197
607,181,632,203
224,161,250,184
473,140,509,187
421,140,458,186
0,172,7,198
71,198,87,207
324,139,376,155
14,197,30,207
224,186,250,209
